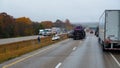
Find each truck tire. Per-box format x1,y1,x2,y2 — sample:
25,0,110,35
102,45,106,51
73,37,76,40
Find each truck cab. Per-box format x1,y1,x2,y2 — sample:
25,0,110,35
73,26,86,40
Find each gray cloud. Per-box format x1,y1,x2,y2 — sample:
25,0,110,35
0,0,120,23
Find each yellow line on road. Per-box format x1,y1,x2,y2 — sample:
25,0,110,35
2,39,69,68
2,45,56,68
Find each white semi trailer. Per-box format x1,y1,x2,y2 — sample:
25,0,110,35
99,10,120,50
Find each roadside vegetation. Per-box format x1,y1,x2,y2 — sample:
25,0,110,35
0,34,67,63
0,12,73,63
0,12,73,38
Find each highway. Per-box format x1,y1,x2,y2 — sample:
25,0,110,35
0,33,120,68
0,35,45,45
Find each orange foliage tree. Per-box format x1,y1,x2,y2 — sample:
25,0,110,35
15,17,34,36
0,12,45,38
41,21,53,28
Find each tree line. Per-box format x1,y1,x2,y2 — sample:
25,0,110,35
0,12,73,38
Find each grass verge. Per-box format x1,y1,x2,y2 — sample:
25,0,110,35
0,34,67,63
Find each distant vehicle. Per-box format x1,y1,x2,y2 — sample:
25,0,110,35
73,26,86,40
39,29,45,35
44,29,52,36
90,30,94,34
67,30,73,38
51,27,61,34
95,26,99,37
52,34,60,41
39,29,52,36
99,10,120,50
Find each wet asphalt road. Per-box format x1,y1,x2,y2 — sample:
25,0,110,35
0,34,120,68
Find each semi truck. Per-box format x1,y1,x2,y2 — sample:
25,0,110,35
73,26,86,40
99,10,120,50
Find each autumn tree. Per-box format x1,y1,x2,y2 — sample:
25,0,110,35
32,22,44,35
0,12,45,38
15,17,34,36
0,12,74,38
0,12,15,38
41,21,53,28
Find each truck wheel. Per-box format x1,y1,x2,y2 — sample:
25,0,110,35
102,43,107,51
102,47,106,52
73,37,76,40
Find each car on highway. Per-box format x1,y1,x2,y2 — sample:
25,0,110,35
52,34,60,41
67,30,73,38
95,26,99,37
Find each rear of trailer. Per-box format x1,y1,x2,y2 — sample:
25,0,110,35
99,10,120,50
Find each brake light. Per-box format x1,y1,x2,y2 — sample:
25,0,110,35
105,37,111,44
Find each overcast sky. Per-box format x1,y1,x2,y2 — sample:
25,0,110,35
0,0,120,23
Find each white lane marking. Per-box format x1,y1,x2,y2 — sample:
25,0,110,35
109,52,120,67
55,63,62,68
72,47,77,50
2,44,59,68
2,39,70,68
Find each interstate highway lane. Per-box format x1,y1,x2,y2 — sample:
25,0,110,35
0,33,120,68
